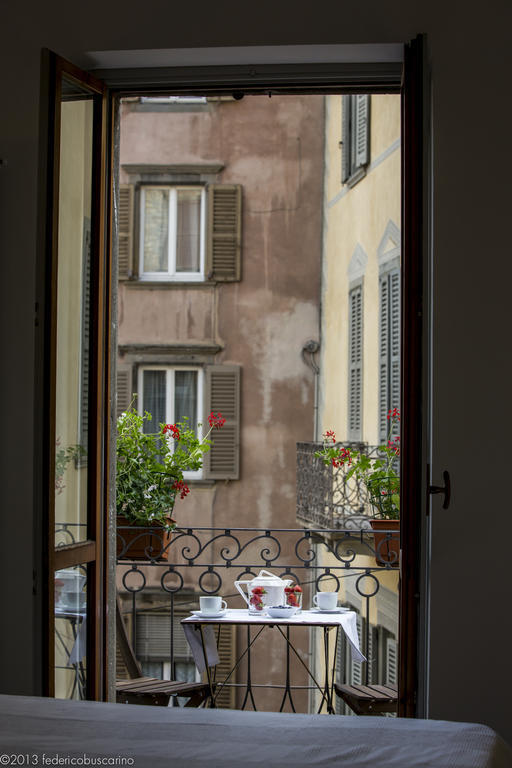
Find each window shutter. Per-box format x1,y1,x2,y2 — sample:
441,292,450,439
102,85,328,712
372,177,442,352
379,268,401,444
116,367,133,418
378,275,390,444
206,185,242,281
79,218,91,455
118,184,134,280
354,95,370,169
385,635,398,687
135,612,193,662
349,613,364,686
389,268,401,443
212,623,236,708
348,284,363,441
341,96,351,184
204,365,241,480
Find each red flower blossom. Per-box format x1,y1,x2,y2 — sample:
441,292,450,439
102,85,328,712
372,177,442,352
324,429,336,443
208,412,226,429
387,407,400,421
332,447,352,468
172,480,190,500
163,423,180,440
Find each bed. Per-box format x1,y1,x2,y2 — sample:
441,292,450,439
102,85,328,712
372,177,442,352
0,694,510,768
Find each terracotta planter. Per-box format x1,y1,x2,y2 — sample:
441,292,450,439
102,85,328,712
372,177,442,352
370,519,400,568
116,515,174,561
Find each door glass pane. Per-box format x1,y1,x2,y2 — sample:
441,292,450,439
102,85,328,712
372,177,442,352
54,78,94,545
54,564,88,700
143,188,169,272
176,189,201,272
142,369,166,430
175,370,197,428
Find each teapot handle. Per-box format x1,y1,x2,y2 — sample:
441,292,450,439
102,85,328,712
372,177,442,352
258,569,277,579
234,580,250,606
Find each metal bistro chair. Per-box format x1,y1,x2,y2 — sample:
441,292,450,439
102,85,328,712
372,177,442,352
116,597,211,707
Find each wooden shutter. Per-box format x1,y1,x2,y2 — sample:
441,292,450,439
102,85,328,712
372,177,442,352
349,613,364,686
135,612,193,662
348,284,363,441
116,367,133,418
379,268,401,444
204,365,241,480
354,95,370,169
79,218,91,455
118,184,134,280
206,185,242,281
389,268,401,444
213,623,236,708
341,95,351,183
378,274,390,444
385,635,398,687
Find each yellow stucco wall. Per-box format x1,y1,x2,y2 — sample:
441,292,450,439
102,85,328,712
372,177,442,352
313,94,401,712
320,94,400,446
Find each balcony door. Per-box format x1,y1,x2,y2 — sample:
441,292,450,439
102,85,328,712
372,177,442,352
44,52,110,699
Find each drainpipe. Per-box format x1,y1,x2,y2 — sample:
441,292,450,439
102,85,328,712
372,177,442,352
301,340,320,441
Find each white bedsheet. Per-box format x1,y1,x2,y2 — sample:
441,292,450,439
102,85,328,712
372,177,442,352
0,695,510,768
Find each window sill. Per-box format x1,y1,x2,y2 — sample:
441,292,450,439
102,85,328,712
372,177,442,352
345,166,367,189
120,279,217,288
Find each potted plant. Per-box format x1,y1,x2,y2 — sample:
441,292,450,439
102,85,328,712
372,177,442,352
116,401,225,560
315,408,400,567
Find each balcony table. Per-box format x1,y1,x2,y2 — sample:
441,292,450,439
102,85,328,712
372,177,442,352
182,607,365,713
54,606,87,699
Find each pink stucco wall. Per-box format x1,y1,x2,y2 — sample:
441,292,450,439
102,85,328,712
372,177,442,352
118,94,324,709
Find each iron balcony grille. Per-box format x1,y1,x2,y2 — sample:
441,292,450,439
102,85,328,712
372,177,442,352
296,441,400,530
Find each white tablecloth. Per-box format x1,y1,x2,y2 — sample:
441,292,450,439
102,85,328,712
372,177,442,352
0,695,510,768
182,608,365,673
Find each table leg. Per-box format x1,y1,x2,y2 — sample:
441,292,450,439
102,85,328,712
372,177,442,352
198,624,216,708
241,625,257,711
320,626,336,714
278,626,296,713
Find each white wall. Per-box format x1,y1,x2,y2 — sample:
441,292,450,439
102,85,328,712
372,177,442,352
1,0,511,744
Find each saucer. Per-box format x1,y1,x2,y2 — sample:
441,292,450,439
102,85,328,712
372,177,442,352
190,610,227,619
310,606,350,614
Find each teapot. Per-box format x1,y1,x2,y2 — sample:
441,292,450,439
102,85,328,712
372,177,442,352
235,569,292,614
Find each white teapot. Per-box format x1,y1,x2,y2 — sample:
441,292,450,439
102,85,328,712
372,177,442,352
235,569,292,614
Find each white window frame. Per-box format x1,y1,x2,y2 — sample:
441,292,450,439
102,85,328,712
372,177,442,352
139,185,206,282
137,365,204,480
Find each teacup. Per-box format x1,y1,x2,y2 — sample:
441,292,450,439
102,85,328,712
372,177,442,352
313,591,338,610
200,595,227,614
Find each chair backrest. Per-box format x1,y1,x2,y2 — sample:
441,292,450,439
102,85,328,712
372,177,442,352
116,595,143,680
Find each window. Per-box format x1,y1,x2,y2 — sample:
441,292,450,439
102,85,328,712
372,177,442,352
117,360,241,481
118,182,242,283
139,186,206,281
341,95,370,186
138,366,203,478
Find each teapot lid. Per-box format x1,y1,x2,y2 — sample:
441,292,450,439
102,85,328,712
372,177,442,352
251,569,288,585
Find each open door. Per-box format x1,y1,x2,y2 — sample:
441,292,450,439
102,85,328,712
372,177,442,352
43,51,111,700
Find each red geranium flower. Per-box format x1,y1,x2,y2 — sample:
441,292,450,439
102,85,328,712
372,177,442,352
208,412,226,429
163,423,180,440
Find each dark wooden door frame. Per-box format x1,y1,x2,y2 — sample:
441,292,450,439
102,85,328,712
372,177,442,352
399,33,429,718
37,40,427,708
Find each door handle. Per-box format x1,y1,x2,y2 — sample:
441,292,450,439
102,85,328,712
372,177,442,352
427,469,451,509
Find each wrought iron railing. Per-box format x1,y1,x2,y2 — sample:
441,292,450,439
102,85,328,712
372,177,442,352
296,441,399,529
116,525,400,712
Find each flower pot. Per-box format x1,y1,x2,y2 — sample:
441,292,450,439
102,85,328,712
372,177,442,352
370,519,400,568
116,515,174,561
